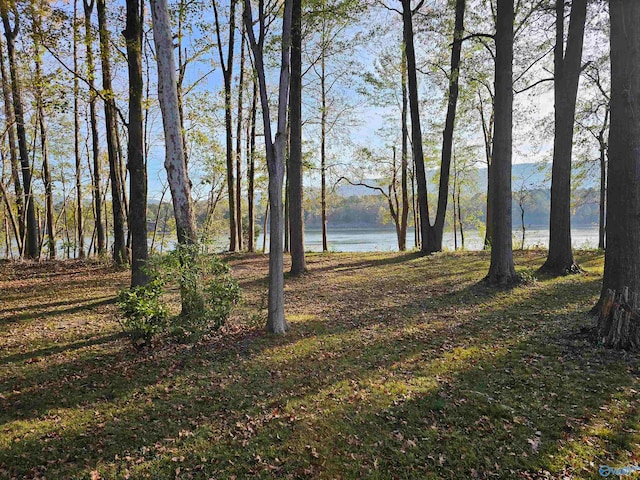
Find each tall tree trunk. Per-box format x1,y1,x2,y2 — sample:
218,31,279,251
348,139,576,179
236,22,245,250
97,0,127,264
402,0,430,254
478,91,494,249
428,0,466,253
244,0,293,334
597,0,640,307
320,51,328,252
1,4,38,259
32,4,55,259
150,0,197,246
288,0,306,273
83,0,105,256
213,0,237,252
540,0,587,275
485,0,517,285
0,35,22,254
400,45,408,252
125,0,148,287
73,0,84,258
247,78,257,252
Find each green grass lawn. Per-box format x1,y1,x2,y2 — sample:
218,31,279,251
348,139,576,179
1,250,638,479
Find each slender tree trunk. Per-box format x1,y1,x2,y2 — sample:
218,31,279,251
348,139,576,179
213,0,237,252
0,35,22,254
402,0,430,254
400,45,409,252
32,5,55,259
84,0,105,256
125,0,148,287
485,0,517,286
150,0,197,246
598,127,608,250
236,23,245,250
320,52,328,252
244,0,293,334
247,78,257,252
478,92,494,249
1,5,38,259
540,0,587,275
288,0,306,273
429,0,466,252
97,0,127,264
73,0,84,258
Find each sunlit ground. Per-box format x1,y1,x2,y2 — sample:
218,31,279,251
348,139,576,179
1,250,638,479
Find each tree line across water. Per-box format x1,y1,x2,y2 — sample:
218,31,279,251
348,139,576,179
0,0,638,345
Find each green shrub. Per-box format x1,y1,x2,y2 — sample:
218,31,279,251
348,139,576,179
155,245,241,341
116,277,168,349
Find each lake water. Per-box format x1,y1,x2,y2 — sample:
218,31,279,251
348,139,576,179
258,226,601,253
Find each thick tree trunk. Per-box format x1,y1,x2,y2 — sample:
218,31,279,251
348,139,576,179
597,0,640,308
125,0,149,287
150,0,198,246
540,0,587,275
402,0,430,254
0,35,22,254
84,0,105,256
598,288,640,350
1,5,38,259
485,0,517,286
244,0,292,334
289,0,306,274
429,0,466,252
97,0,127,265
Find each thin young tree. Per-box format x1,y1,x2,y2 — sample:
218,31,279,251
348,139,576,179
96,0,127,264
540,0,587,275
124,0,148,287
213,0,238,252
83,0,105,256
72,0,84,258
485,0,517,285
244,0,293,334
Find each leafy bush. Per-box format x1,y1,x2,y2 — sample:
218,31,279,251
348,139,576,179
154,245,241,341
116,277,168,349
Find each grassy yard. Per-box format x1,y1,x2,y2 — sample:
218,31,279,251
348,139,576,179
1,250,639,479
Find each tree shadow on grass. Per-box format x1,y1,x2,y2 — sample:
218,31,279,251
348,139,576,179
0,296,117,326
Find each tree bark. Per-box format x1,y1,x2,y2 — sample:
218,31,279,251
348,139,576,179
402,0,430,254
0,34,22,254
400,45,409,252
97,0,127,264
236,22,245,250
125,0,149,287
213,0,237,252
247,78,257,252
540,0,587,275
485,0,517,286
429,0,466,252
597,0,640,308
73,0,84,259
83,0,105,256
150,0,198,246
1,4,38,259
244,0,293,334
289,0,306,274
